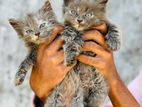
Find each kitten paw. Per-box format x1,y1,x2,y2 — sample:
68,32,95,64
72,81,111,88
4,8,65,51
15,76,24,86
64,51,78,66
105,33,121,51
61,30,77,42
64,58,77,66
63,44,80,66
15,69,26,86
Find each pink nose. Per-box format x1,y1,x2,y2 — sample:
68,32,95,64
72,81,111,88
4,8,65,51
35,32,40,36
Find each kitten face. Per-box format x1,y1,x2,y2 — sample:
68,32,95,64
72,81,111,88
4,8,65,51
9,1,56,44
9,13,53,44
63,0,108,31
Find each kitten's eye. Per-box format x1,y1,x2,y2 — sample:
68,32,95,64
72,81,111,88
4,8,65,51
51,21,55,25
39,22,46,29
26,29,33,34
85,13,94,18
69,10,77,15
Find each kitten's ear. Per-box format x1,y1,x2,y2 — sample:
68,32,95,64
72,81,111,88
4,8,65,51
63,0,71,6
39,0,56,20
9,19,23,36
96,0,108,4
40,0,52,13
64,0,80,6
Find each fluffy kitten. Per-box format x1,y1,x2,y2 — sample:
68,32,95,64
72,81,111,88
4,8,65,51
9,0,121,106
9,0,58,86
44,0,121,107
62,0,121,106
62,0,121,66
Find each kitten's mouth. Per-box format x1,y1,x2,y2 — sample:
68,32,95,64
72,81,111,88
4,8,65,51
74,24,85,31
31,35,39,41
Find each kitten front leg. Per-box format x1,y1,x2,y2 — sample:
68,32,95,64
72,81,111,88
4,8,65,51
15,49,37,86
105,21,121,51
63,41,83,66
62,25,84,66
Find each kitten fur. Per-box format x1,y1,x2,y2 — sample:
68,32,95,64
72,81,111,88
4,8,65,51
44,0,121,107
9,0,58,86
9,0,121,106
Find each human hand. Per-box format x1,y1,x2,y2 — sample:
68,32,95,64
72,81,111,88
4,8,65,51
30,26,75,101
78,24,118,83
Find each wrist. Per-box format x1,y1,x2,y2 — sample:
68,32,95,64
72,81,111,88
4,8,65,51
106,67,121,87
37,86,53,102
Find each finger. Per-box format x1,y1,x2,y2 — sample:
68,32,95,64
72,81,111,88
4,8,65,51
83,30,108,49
77,55,101,68
83,42,108,57
48,36,64,52
46,25,64,45
51,50,64,65
53,25,64,34
93,23,107,34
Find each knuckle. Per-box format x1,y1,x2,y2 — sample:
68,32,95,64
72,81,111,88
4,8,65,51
89,29,97,34
84,42,97,52
54,25,64,32
92,31,105,42
87,41,95,48
91,30,101,37
94,30,100,35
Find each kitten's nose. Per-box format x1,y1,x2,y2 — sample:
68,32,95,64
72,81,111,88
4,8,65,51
35,32,40,36
77,19,83,23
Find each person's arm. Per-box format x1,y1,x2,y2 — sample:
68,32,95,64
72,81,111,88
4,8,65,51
78,28,140,107
30,26,75,102
109,70,140,107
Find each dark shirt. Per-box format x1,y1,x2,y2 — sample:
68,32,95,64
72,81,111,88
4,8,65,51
34,96,44,107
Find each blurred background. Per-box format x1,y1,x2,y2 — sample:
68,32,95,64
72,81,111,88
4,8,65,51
0,0,142,107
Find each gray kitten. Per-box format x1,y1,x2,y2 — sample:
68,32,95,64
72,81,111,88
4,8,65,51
9,0,58,86
44,0,121,107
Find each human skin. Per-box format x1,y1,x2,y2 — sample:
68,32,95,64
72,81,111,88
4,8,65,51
30,24,140,107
